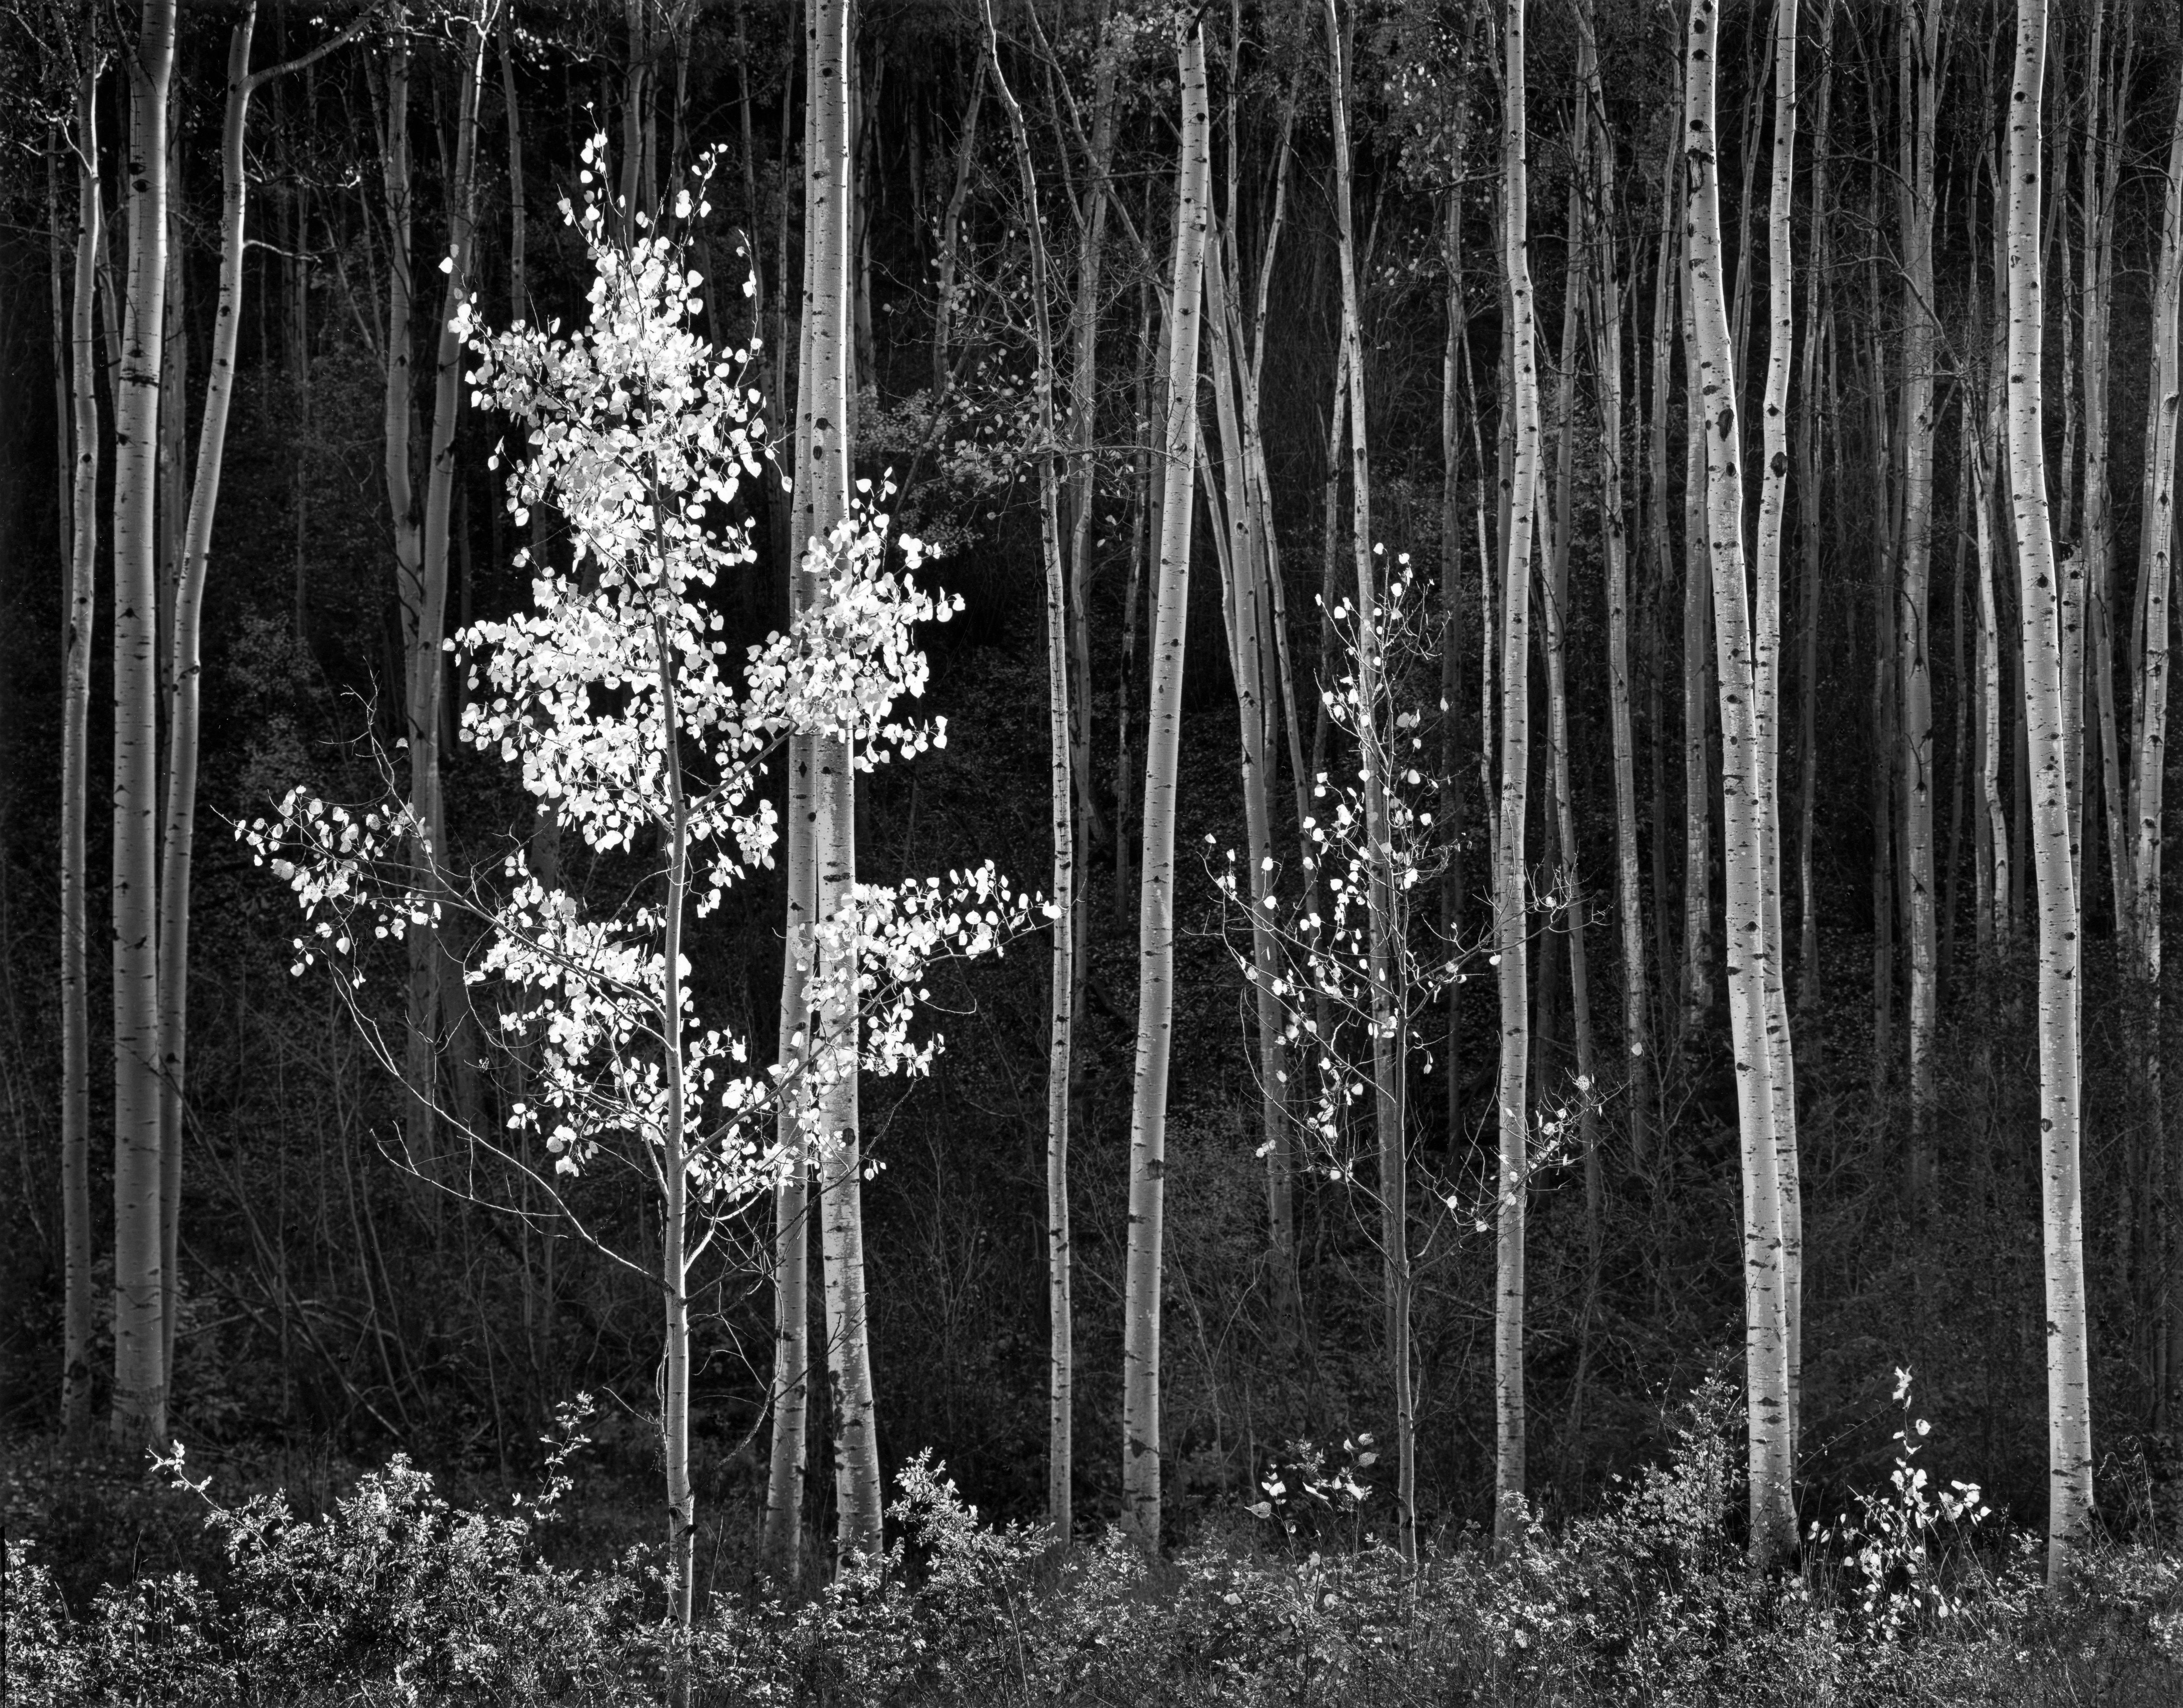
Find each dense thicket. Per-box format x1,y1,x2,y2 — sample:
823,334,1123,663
3,0,2183,1603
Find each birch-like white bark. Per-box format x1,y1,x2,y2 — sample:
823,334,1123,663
1684,0,1794,1565
1120,23,1209,1552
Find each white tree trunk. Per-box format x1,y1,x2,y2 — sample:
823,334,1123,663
2004,0,2094,1587
803,0,884,1563
1121,21,1210,1552
111,0,179,1452
977,0,1074,1542
1754,0,1804,1462
58,68,102,1446
1493,0,1544,1548
1684,0,1795,1565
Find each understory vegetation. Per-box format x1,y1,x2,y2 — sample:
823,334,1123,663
8,1383,2183,1706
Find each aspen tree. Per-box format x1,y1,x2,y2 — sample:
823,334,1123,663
1324,0,1415,1562
1121,20,1209,1552
57,62,100,1446
111,0,178,1452
1493,0,1544,1548
2003,0,2094,1587
1896,0,1940,1209
1683,0,1794,1565
975,0,1075,1541
764,0,826,1582
804,0,884,1562
1754,0,1803,1450
2130,57,2183,1424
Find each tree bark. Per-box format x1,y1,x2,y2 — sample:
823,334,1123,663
1684,0,1795,1566
2004,0,2094,1588
111,0,179,1452
58,69,101,1448
1493,0,1544,1549
803,0,883,1563
977,0,1074,1543
1121,21,1209,1552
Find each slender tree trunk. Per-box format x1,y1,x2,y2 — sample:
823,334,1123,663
1794,5,1832,1019
978,0,1075,1543
2131,57,2183,1428
931,55,985,399
2004,0,2093,1588
1685,0,1794,1566
1681,237,1715,1048
112,0,179,1453
804,0,883,1563
1493,0,1544,1549
1121,22,1209,1552
1897,0,1940,1213
764,0,827,1583
1754,0,1803,1458
58,72,101,1447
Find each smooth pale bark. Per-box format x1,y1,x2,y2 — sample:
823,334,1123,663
1325,0,1413,1564
1578,3,1650,1171
1754,0,1803,1458
804,0,883,1562
1121,23,1209,1552
2004,0,2094,1588
2131,60,2183,1424
1647,140,1680,1009
763,3,826,1582
58,73,101,1446
112,0,179,1452
1896,0,1940,1210
977,0,1074,1542
1684,0,1794,1567
1493,0,1544,1550
2083,3,2130,946
1680,244,1715,1047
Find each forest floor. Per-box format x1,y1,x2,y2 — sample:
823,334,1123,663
6,1407,2183,1707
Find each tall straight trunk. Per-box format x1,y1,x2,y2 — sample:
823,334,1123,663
1493,0,1544,1548
1442,183,1470,1156
376,22,435,1178
1325,0,1412,1564
2084,4,2130,943
111,0,179,1452
1796,2,1834,1017
764,3,826,1582
652,620,696,1669
1065,10,1117,881
58,72,101,1446
1754,0,1803,1455
1897,0,1940,1207
1120,23,1209,1552
1684,0,1794,1567
2004,0,2093,1588
803,0,882,1562
977,0,1075,1542
2132,61,2183,1426
1580,5,1650,1169
1202,230,1293,1288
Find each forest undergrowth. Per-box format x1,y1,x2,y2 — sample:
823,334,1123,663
7,1380,2181,1707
